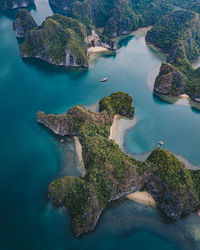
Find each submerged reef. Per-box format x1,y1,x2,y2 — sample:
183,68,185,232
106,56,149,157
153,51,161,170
37,92,200,237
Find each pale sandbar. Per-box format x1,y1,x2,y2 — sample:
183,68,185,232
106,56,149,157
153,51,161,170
127,191,156,207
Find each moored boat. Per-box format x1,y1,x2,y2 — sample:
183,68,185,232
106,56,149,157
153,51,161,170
101,78,108,82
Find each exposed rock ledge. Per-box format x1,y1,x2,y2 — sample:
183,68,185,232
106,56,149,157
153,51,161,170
37,92,200,237
13,9,37,38
154,63,186,96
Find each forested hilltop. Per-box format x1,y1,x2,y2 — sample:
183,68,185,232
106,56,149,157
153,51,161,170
49,0,173,37
146,10,200,101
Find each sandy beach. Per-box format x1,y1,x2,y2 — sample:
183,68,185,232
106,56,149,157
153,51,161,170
109,114,121,140
132,26,153,37
127,191,156,207
109,113,137,150
109,116,156,208
179,94,190,99
74,136,86,177
88,46,109,55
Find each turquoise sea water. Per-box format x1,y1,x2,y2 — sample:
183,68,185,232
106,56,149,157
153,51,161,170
1,2,200,250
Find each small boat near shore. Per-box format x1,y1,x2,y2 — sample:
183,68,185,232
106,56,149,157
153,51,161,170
101,78,108,82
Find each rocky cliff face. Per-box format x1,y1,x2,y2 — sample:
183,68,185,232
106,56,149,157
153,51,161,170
37,92,200,237
13,9,37,38
0,0,34,11
154,63,185,96
19,14,88,68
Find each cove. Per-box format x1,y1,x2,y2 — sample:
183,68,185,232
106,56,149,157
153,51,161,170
0,2,200,250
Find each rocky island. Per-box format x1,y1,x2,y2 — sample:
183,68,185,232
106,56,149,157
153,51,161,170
146,10,200,102
0,0,34,11
37,92,200,237
13,10,116,68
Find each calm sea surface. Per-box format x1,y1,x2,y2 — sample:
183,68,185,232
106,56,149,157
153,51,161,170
0,1,200,249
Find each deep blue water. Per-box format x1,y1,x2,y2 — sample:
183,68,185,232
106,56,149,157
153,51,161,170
0,1,200,249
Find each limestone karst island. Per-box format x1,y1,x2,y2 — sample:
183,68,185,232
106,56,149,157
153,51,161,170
1,0,200,249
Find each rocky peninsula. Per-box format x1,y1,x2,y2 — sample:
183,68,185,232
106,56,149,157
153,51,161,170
37,91,200,237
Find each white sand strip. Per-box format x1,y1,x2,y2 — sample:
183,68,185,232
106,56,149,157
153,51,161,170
74,136,86,177
109,114,120,140
88,46,109,55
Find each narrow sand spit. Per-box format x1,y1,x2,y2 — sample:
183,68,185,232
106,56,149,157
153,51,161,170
127,191,156,207
74,136,86,177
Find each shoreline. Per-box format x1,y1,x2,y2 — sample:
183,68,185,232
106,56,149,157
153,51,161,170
127,191,156,207
87,46,109,55
74,136,86,177
109,114,121,140
131,26,153,37
108,115,156,208
146,64,161,91
147,66,200,110
179,94,190,99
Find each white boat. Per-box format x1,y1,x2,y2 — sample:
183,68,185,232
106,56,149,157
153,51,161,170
101,78,108,82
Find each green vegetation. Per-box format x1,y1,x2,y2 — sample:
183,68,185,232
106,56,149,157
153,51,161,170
20,14,88,67
99,91,135,117
172,0,200,14
49,0,173,37
146,10,200,100
37,92,200,237
13,9,37,38
47,92,142,236
147,149,197,193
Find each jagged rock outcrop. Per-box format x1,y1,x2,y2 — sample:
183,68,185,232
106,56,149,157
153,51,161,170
154,63,185,96
37,91,200,237
0,0,34,11
20,14,88,68
13,9,37,38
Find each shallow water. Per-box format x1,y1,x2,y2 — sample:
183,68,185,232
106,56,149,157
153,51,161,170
0,2,200,249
